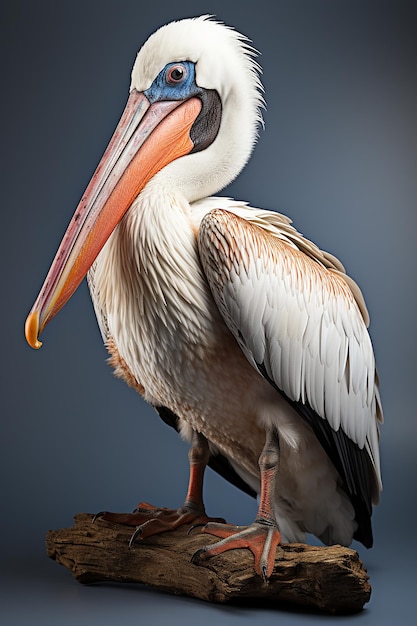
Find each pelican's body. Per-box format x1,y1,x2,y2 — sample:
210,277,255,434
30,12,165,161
91,193,379,545
26,16,382,576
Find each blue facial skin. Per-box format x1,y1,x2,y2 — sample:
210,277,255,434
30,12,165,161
144,61,203,103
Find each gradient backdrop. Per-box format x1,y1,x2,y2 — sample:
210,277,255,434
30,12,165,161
2,1,416,624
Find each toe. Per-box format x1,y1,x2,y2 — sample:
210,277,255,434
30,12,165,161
193,522,281,580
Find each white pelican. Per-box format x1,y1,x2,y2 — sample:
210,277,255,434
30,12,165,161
25,16,382,580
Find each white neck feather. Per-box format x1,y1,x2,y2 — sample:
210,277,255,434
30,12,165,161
92,185,219,376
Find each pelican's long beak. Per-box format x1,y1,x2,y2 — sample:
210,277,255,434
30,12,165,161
25,91,202,349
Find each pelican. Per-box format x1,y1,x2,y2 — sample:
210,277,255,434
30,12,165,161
25,16,382,580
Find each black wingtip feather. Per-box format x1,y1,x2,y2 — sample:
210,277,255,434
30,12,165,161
255,361,374,549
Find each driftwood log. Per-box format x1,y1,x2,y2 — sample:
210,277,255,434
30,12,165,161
46,513,371,614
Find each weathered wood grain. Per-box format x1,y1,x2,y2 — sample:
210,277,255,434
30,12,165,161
46,513,371,614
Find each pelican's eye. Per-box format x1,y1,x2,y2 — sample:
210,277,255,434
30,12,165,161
166,64,187,85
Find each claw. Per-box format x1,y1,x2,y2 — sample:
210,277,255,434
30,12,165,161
190,547,206,564
128,527,143,547
187,523,207,535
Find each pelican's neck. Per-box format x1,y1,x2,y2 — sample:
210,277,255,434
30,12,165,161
92,184,217,371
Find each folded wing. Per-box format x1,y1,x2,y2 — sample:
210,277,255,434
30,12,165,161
198,206,382,546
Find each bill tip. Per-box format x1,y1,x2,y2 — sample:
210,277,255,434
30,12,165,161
25,311,43,349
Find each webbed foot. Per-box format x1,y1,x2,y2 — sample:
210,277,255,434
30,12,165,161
94,501,225,545
192,520,281,581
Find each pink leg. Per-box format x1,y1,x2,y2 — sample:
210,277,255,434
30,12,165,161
193,428,282,581
96,431,224,542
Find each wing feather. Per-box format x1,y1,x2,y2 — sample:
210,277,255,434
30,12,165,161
198,207,382,519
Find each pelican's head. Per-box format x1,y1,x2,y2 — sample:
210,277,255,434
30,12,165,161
25,16,264,349
131,16,264,201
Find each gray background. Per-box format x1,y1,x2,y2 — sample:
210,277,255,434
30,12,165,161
2,0,416,624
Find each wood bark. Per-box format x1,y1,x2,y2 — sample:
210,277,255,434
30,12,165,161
46,513,371,614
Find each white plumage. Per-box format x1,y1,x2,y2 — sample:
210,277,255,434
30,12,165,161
26,16,382,577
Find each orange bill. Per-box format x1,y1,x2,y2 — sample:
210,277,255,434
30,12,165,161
25,91,202,348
